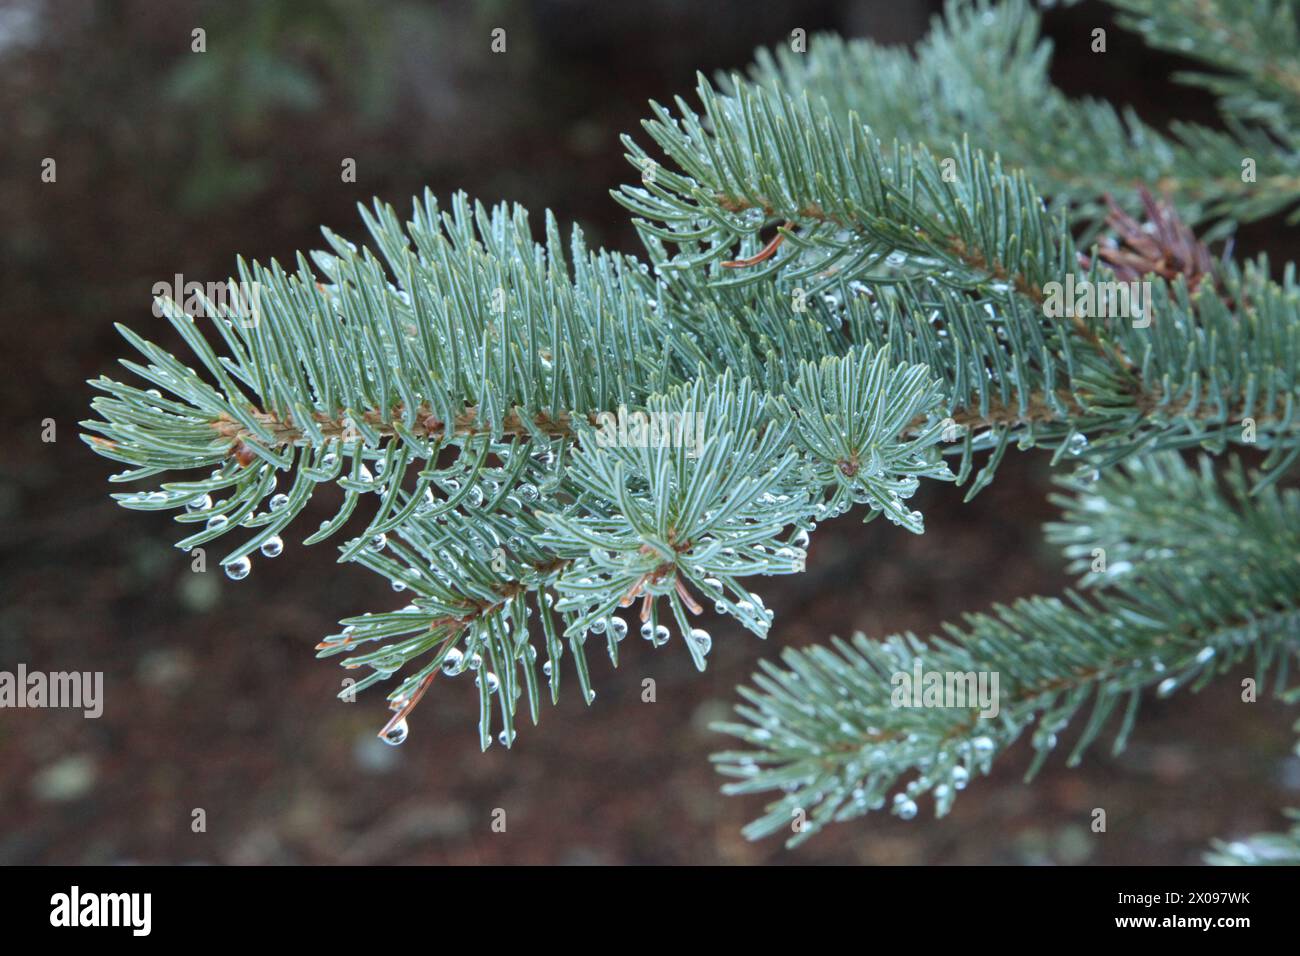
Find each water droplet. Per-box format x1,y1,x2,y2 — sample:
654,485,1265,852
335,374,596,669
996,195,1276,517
260,535,283,558
441,648,464,675
518,483,538,503
382,718,409,746
391,579,406,592
689,628,712,656
206,515,229,531
972,736,995,755
894,797,918,820
1196,646,1216,663
498,730,514,747
1157,677,1178,697
591,618,607,635
186,494,213,513
609,617,628,641
369,533,387,552
652,625,670,646
467,653,482,671
585,688,596,703
225,556,251,580
792,529,810,548
542,660,553,677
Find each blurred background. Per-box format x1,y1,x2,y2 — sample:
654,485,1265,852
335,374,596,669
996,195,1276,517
2,0,1297,865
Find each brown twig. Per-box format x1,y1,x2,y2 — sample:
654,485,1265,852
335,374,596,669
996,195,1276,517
722,221,793,268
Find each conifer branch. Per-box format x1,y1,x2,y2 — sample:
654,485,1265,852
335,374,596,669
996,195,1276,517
82,0,1300,859
715,454,1300,845
729,0,1300,232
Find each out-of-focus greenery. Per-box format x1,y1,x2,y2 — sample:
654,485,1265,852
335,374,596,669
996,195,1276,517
164,1,479,208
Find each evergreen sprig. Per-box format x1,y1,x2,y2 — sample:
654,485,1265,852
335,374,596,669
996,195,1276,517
714,454,1300,845
1105,0,1300,142
84,0,1300,858
729,0,1300,234
619,73,1300,492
